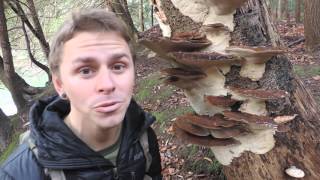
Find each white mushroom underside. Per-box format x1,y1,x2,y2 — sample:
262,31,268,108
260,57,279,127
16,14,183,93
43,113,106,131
171,0,208,23
210,128,276,165
185,67,229,116
171,0,235,30
240,62,266,81
203,29,231,53
239,99,267,116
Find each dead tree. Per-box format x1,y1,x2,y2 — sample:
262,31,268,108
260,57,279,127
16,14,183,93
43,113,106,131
139,0,320,179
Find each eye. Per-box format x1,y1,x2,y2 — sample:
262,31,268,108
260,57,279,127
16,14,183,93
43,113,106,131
112,63,126,73
79,67,94,77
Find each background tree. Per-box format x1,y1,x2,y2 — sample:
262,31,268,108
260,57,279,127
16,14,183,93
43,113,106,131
0,108,12,154
304,0,320,57
139,0,320,179
295,0,302,23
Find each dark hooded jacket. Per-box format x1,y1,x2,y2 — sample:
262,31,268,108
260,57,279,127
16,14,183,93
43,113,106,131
0,96,162,180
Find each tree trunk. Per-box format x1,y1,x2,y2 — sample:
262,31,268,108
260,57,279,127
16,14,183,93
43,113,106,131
277,0,282,20
139,0,144,31
0,0,28,113
106,0,138,39
283,0,289,22
304,0,320,57
0,108,12,153
25,0,50,58
140,0,320,179
295,0,301,23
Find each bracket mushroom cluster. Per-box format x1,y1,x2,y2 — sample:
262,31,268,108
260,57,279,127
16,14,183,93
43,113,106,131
140,0,296,165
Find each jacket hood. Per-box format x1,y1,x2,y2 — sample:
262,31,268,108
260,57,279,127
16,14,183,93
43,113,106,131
29,95,155,169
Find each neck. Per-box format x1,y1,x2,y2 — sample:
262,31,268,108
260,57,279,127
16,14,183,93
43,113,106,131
64,114,122,151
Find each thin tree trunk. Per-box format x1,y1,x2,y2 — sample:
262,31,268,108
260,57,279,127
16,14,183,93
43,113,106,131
139,0,144,31
304,0,320,57
0,108,12,153
277,0,282,20
0,0,28,112
25,0,50,58
295,0,301,23
283,0,289,22
140,0,320,179
106,0,138,39
21,22,51,82
7,1,49,60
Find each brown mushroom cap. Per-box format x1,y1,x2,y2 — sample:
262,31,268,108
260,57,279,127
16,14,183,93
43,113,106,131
175,117,211,136
225,46,285,63
223,111,278,128
178,113,242,129
229,87,288,100
204,95,239,108
173,124,240,147
138,27,211,57
168,51,242,68
160,68,207,80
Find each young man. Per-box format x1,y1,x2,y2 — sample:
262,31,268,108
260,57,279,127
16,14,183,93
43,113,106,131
0,9,162,179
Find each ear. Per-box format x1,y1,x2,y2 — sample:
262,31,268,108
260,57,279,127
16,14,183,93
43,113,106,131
52,74,64,96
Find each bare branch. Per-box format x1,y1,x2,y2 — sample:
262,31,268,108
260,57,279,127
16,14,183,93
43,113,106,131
21,22,51,82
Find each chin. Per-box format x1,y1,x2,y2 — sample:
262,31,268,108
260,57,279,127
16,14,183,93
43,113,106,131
95,113,125,129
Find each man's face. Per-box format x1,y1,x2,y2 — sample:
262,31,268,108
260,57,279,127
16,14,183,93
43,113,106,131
53,31,135,129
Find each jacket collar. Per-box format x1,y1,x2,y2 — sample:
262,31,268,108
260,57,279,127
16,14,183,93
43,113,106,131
29,95,154,169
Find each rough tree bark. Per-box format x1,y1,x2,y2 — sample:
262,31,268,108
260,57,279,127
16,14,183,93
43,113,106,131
0,108,12,154
304,0,320,57
0,0,28,112
140,0,320,179
25,0,50,58
7,0,50,59
106,0,138,39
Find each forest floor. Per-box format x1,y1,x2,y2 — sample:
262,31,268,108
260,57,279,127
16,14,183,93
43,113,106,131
133,21,320,180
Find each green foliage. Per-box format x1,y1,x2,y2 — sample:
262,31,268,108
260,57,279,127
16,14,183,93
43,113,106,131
0,132,20,164
134,74,160,102
293,65,320,78
179,145,225,178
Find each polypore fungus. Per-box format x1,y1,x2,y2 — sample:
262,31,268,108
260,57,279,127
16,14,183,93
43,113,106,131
169,51,241,68
179,113,243,129
223,111,278,129
160,68,207,90
225,46,285,81
204,95,239,108
173,123,240,147
175,116,210,136
228,87,288,115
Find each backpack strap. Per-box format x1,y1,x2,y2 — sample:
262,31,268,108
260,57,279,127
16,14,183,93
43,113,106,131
21,130,66,180
139,130,152,174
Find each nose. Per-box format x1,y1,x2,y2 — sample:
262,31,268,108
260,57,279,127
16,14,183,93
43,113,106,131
95,69,116,94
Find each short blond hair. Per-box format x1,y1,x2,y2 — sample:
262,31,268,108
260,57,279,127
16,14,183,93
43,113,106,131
49,9,131,75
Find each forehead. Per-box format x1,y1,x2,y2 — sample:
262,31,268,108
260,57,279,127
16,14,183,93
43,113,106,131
61,31,132,62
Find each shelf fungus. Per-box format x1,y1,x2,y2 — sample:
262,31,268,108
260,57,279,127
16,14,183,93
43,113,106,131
228,87,289,116
172,123,240,147
138,35,211,58
177,113,243,129
160,68,207,90
225,46,285,81
204,95,239,108
168,51,242,69
223,111,278,129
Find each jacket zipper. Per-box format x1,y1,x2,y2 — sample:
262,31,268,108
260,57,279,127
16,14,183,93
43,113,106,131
131,171,136,180
113,168,119,179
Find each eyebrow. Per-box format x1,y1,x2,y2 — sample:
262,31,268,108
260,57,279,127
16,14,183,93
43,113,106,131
72,53,131,65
